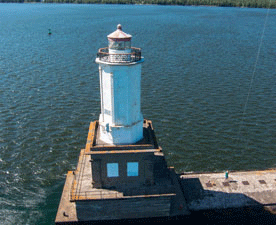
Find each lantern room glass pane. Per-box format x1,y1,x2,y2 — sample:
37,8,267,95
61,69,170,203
109,40,131,50
127,162,139,177
117,41,125,50
107,163,119,177
108,40,118,49
125,41,131,49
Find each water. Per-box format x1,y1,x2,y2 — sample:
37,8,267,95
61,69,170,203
0,3,276,224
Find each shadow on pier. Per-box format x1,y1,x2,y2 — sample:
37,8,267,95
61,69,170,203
79,178,276,225
63,178,276,225
65,177,276,225
64,207,276,225
178,177,276,225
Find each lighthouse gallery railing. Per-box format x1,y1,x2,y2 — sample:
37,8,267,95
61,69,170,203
97,47,142,63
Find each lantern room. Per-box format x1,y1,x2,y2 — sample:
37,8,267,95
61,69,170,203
108,24,132,53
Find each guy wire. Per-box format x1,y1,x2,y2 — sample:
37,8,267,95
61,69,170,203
237,1,272,141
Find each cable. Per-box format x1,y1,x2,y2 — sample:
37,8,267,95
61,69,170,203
237,2,272,139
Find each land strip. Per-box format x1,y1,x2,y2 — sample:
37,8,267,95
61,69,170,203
1,0,275,9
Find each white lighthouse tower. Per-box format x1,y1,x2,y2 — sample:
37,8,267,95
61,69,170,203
56,25,190,224
96,24,144,145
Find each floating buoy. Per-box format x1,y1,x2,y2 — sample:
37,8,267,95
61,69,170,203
48,29,52,35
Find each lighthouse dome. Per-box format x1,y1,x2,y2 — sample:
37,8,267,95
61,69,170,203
107,24,132,50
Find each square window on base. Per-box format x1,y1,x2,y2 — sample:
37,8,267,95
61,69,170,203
107,163,119,177
127,162,139,177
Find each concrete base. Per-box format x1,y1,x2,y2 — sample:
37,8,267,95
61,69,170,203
55,171,77,224
55,120,190,224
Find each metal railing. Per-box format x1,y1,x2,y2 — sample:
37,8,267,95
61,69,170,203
71,188,175,201
71,183,174,201
97,47,142,63
71,190,123,200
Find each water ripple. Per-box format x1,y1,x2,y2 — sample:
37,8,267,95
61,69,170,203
0,4,276,224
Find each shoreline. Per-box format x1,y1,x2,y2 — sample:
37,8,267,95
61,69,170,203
1,1,275,9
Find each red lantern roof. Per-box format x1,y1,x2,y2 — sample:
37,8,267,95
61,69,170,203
107,24,132,42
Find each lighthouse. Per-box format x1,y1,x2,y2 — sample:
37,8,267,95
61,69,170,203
96,24,144,145
55,25,190,224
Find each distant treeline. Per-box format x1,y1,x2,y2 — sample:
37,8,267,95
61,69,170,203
1,0,275,8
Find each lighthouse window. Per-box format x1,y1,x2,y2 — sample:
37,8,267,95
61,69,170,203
109,40,131,50
125,41,131,49
107,163,119,177
109,41,119,49
127,162,139,177
117,42,124,50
